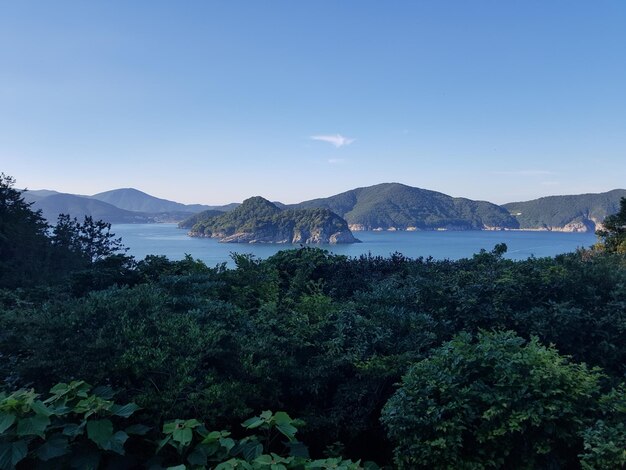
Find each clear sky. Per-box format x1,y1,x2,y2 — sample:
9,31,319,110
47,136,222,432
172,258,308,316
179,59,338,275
1,1,625,205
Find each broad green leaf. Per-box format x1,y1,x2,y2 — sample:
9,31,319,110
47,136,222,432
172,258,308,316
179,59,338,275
102,430,128,455
194,424,209,438
0,413,16,434
12,440,28,466
241,417,264,429
36,435,69,461
172,426,193,446
255,454,273,464
30,400,52,417
62,423,85,437
215,459,253,470
16,414,50,437
49,383,69,395
308,459,338,468
0,440,28,468
220,437,236,452
0,443,11,469
184,418,201,428
51,404,72,416
163,420,182,434
87,419,113,448
110,403,140,418
242,442,263,461
276,423,298,441
202,430,225,443
272,412,292,425
166,466,186,470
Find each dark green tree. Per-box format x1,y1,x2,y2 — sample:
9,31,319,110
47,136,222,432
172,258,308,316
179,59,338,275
0,174,50,288
51,215,126,264
596,197,626,253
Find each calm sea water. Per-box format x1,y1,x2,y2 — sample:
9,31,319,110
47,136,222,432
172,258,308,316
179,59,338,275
111,224,598,268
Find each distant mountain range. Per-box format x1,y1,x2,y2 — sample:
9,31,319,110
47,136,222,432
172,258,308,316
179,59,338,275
33,194,152,224
503,189,626,232
23,188,236,224
21,184,626,233
92,188,214,214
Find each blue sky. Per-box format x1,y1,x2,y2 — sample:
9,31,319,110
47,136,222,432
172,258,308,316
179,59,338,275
1,1,625,204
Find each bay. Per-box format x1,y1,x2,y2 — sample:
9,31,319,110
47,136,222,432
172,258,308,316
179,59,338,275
111,224,598,268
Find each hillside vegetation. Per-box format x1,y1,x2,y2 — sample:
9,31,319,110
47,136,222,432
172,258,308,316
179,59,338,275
293,183,519,230
3,174,626,468
180,196,359,244
504,189,626,231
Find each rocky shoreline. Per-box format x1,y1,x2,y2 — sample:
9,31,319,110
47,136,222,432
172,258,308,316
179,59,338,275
347,222,601,233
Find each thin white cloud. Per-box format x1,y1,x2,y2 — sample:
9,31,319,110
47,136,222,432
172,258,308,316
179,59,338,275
541,181,561,186
490,170,555,176
327,158,345,164
310,134,355,148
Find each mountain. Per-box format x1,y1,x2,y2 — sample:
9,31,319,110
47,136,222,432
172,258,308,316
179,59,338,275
291,183,519,230
91,188,214,213
24,183,624,233
181,196,359,244
503,189,626,232
33,194,153,223
25,188,239,224
22,189,61,203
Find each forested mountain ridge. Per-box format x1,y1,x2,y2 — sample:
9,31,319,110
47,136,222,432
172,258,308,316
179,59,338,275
20,183,626,232
181,196,359,243
30,193,206,224
23,188,237,223
292,183,519,230
91,188,213,213
503,189,626,232
32,194,154,223
21,189,62,201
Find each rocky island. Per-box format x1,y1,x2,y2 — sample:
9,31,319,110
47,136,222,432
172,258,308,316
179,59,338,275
179,196,360,244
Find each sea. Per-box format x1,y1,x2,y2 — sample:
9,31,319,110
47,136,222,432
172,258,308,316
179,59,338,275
111,224,598,268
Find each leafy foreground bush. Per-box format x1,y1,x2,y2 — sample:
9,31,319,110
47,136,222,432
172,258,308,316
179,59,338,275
0,381,374,470
382,331,626,469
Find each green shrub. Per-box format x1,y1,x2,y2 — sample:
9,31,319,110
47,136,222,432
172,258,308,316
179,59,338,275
382,331,603,469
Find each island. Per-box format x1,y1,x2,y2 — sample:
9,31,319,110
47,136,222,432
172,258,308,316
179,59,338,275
179,196,360,244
